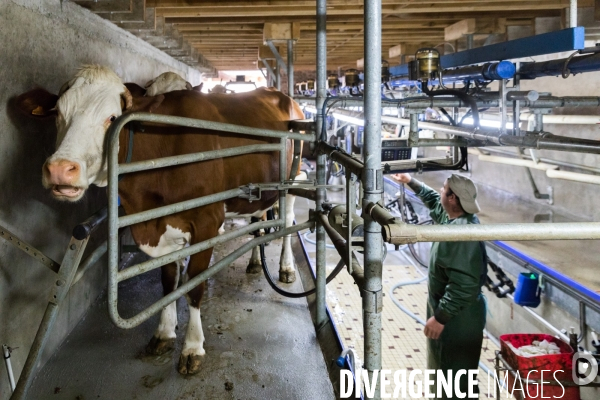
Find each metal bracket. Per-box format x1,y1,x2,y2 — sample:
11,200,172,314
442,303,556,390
239,183,262,202
0,224,60,273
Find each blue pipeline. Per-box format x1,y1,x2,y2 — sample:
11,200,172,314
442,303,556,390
388,61,515,86
519,51,600,79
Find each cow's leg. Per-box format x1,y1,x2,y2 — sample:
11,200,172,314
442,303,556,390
178,207,221,375
246,214,266,274
279,171,306,283
146,261,180,355
246,245,262,273
279,192,297,283
178,250,212,375
139,225,190,356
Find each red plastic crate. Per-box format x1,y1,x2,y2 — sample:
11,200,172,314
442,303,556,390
499,334,579,400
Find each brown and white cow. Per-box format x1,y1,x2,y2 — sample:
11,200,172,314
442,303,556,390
16,65,304,375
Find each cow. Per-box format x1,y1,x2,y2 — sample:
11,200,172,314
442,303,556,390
16,65,305,375
144,71,203,96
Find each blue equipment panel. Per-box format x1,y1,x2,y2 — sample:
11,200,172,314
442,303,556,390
389,27,584,76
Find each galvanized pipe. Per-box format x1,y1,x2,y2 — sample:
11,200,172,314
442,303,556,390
119,219,282,282
108,112,311,143
316,141,364,179
478,146,600,176
119,188,245,228
363,1,383,398
316,212,365,288
120,144,282,175
287,188,317,201
288,40,294,97
3,344,15,392
315,0,328,329
0,225,60,273
382,220,600,244
110,221,313,329
107,111,302,332
365,202,600,243
11,237,88,400
300,95,600,110
72,240,108,286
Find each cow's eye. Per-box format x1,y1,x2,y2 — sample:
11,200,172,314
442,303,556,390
109,115,116,122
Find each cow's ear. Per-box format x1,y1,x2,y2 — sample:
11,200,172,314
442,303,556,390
193,83,203,92
129,94,165,113
15,88,58,119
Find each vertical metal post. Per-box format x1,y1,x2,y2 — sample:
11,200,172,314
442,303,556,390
499,79,507,135
363,1,383,399
409,113,419,148
287,40,294,97
279,138,287,232
570,0,577,28
11,237,89,400
315,0,328,329
513,62,521,136
466,34,474,50
275,62,281,91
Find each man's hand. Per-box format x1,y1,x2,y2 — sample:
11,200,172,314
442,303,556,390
424,316,445,339
392,173,412,184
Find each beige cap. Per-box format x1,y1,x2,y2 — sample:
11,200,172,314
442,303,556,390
447,174,480,214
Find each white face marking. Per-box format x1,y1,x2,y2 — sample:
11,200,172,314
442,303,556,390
46,66,127,190
145,72,191,96
139,225,191,258
181,305,205,357
155,302,178,340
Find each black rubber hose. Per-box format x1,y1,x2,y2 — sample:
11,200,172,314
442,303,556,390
258,241,346,298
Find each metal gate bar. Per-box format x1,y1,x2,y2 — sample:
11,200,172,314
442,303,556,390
119,188,246,228
111,221,313,329
120,143,282,175
106,113,312,330
118,219,282,282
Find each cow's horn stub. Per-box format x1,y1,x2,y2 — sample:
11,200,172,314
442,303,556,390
121,87,133,111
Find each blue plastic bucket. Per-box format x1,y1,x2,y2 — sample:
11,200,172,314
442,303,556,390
513,272,541,307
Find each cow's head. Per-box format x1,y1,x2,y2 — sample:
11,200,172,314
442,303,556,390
17,65,134,201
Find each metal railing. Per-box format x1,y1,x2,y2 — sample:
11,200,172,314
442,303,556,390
106,112,315,329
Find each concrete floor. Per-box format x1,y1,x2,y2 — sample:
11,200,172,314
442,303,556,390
28,219,335,400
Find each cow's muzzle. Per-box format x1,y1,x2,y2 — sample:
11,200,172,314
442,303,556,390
43,159,86,201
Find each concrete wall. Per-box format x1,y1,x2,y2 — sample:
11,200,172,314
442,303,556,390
0,0,202,396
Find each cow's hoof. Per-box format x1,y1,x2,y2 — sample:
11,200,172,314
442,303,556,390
178,354,202,375
279,270,296,283
146,336,175,356
246,262,262,274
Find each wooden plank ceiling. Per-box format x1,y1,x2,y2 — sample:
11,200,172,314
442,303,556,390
74,0,592,76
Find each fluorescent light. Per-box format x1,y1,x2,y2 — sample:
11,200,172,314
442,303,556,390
303,106,365,126
461,117,514,129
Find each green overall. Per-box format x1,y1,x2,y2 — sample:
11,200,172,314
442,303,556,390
415,183,487,399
